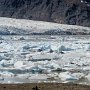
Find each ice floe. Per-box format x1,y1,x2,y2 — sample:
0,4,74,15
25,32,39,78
0,35,90,84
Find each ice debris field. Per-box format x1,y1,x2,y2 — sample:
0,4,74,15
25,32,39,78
0,35,90,84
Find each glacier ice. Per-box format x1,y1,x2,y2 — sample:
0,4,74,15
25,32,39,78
0,35,90,84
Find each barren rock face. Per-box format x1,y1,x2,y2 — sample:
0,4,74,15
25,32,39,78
0,0,89,27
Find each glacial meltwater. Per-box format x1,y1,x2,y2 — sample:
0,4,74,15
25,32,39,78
0,35,90,85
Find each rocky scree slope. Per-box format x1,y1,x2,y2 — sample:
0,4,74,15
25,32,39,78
0,0,90,27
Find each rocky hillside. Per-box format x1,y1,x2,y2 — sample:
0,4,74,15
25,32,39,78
0,0,90,27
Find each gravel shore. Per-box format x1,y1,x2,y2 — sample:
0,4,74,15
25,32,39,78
0,83,90,90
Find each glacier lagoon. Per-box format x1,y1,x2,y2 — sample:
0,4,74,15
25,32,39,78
0,35,90,84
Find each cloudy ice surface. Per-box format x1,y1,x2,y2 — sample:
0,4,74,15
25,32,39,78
0,35,90,84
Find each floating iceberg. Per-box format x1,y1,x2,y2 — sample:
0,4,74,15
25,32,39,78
59,72,79,81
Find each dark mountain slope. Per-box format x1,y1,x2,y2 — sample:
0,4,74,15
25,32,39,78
0,0,90,27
